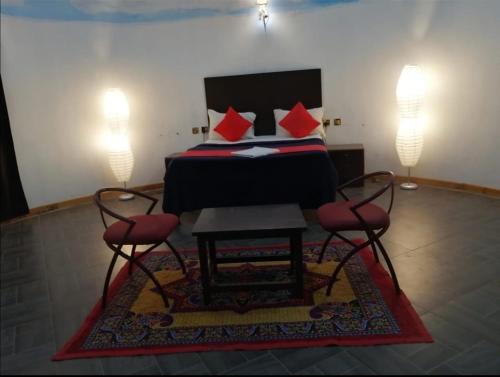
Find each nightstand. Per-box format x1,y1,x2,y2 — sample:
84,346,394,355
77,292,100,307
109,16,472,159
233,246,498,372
327,144,365,187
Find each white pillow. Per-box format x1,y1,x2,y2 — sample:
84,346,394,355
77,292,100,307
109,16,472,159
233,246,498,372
207,109,256,141
274,107,326,139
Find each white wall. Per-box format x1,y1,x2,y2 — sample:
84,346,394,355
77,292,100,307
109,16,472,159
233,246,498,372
1,0,499,208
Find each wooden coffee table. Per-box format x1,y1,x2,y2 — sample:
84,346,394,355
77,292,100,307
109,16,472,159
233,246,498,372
192,204,307,305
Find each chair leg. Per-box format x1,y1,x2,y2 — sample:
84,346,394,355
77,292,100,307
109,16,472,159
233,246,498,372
365,230,380,263
317,233,334,264
326,238,372,296
334,233,358,249
108,243,170,308
132,258,170,308
165,239,186,275
128,245,137,275
102,250,119,309
374,237,401,294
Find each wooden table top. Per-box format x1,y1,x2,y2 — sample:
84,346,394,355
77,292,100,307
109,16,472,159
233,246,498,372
192,203,307,236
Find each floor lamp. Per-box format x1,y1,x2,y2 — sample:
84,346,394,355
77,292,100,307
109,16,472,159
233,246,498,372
396,65,425,190
102,88,134,200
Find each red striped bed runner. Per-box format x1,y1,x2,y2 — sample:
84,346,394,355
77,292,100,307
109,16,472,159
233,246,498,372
181,144,327,158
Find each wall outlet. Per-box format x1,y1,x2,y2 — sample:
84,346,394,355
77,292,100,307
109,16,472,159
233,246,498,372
201,126,209,134
334,118,342,126
192,127,200,134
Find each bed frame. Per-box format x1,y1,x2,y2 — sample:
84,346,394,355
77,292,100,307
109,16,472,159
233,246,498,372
204,68,322,136
163,68,337,215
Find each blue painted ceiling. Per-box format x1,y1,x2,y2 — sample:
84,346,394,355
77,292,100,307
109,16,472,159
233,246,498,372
1,0,357,23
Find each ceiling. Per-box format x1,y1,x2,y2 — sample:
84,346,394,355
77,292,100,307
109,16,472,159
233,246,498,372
0,0,357,23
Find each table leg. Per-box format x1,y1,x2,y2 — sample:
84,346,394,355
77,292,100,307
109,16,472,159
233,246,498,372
197,238,211,305
288,238,295,276
209,240,217,275
292,232,304,298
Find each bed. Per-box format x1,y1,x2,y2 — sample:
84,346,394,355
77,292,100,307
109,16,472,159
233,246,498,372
162,69,338,215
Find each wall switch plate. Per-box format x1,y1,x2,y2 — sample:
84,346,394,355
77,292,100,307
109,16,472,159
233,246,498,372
192,127,200,134
334,118,342,126
201,126,209,134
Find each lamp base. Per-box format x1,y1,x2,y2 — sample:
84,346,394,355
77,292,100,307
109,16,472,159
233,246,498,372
119,193,135,201
400,182,418,190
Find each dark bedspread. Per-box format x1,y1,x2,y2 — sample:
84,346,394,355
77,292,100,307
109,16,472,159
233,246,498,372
162,138,338,215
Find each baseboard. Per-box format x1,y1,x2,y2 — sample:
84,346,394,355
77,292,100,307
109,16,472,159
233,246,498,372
2,183,165,224
3,176,498,225
395,175,500,198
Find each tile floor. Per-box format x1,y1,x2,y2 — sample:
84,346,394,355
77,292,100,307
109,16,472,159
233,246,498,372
1,183,499,375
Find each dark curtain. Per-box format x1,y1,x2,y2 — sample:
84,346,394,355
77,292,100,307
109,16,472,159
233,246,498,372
1,75,29,221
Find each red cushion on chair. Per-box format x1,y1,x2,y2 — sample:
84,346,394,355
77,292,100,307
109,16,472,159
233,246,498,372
279,102,320,138
317,201,390,231
103,213,179,245
213,107,252,142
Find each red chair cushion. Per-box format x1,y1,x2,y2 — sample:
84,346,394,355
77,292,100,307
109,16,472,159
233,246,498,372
279,102,320,138
213,107,252,142
103,213,179,245
317,201,390,231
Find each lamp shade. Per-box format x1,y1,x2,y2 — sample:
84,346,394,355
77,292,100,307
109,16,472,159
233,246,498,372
108,148,134,183
396,65,425,119
396,118,423,167
106,132,134,183
102,88,129,123
102,88,134,184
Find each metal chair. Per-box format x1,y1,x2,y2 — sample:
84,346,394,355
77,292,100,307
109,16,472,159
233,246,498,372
317,171,401,296
94,188,186,309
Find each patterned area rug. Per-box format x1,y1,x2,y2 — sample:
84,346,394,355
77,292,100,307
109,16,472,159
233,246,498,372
53,241,432,360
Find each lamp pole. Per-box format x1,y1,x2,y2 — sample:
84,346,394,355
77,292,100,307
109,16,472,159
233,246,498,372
119,182,134,201
400,167,418,190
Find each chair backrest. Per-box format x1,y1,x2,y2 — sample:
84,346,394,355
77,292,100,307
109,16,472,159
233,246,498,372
357,171,394,211
93,188,158,229
337,171,395,233
94,188,134,229
338,171,395,214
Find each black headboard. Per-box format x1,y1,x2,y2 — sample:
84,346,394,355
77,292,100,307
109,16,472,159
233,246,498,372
204,69,322,136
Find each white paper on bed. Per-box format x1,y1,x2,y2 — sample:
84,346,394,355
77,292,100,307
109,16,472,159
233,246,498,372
231,146,279,158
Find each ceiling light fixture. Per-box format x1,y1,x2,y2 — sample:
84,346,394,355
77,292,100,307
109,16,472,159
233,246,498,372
257,0,269,31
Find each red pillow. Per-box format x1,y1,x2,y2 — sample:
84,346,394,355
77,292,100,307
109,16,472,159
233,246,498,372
279,102,320,138
214,107,252,142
